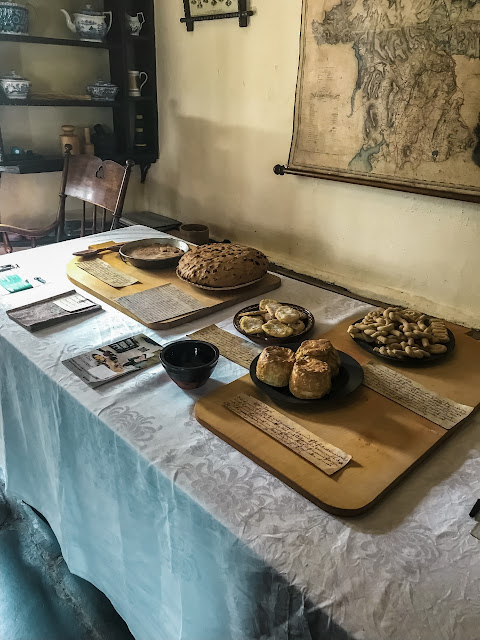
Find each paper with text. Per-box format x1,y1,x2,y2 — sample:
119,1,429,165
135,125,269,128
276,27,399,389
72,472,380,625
224,393,351,475
363,362,474,429
77,259,138,288
188,325,261,369
53,293,96,312
116,284,205,324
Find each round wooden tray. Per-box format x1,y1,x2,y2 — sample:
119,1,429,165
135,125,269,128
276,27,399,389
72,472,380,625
234,302,315,345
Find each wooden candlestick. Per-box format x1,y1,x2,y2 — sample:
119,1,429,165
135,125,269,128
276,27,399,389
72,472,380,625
84,127,94,155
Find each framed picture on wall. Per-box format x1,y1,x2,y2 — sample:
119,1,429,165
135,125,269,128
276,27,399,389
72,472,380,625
276,0,480,204
181,0,253,31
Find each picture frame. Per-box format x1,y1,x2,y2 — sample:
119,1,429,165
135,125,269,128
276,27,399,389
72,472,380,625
181,0,253,31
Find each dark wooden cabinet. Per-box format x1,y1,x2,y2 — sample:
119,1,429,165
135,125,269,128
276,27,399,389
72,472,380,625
0,0,158,182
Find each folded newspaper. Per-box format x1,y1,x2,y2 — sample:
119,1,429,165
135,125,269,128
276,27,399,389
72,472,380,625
63,333,162,388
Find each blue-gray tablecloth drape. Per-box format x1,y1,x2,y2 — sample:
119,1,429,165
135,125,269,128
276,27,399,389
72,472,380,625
1,227,479,640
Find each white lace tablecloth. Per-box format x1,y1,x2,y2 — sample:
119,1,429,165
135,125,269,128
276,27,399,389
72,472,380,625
0,226,479,640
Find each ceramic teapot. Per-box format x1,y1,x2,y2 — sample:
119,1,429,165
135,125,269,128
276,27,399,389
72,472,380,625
61,4,112,42
0,1,29,35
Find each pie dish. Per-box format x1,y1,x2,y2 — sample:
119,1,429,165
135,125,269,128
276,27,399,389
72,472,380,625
119,238,189,269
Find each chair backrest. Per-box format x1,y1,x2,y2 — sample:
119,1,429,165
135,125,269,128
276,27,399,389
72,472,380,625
64,154,133,214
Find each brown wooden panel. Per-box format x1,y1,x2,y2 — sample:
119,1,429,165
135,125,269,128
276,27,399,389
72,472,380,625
67,242,282,329
195,319,480,515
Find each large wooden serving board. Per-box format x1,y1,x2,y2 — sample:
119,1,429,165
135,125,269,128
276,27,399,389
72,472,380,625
195,316,480,515
67,242,281,329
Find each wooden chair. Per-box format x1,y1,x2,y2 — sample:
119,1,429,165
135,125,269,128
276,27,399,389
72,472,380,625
0,146,134,253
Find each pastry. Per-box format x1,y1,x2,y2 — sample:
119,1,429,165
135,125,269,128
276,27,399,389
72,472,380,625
240,316,264,335
296,339,341,376
259,298,278,312
256,346,295,387
347,307,451,359
289,320,305,336
275,306,301,324
239,310,264,317
265,302,283,317
262,320,294,338
289,357,332,399
177,244,269,288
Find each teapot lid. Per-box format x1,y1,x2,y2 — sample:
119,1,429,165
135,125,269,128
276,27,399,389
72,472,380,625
76,3,103,16
1,70,28,80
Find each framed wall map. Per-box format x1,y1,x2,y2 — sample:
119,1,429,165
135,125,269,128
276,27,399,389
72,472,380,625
277,0,480,203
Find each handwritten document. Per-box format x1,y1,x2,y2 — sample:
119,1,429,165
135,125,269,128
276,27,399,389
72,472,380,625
77,259,138,288
116,284,205,324
53,293,96,312
363,362,474,430
224,393,351,475
188,325,261,369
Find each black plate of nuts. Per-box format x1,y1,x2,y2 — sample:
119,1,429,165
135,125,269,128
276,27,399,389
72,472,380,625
348,307,455,367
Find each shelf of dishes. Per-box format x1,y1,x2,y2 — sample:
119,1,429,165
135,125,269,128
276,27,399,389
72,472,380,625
0,72,153,103
0,3,147,42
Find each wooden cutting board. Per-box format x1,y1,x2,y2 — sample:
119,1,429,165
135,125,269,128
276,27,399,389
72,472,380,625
195,316,480,515
67,242,282,329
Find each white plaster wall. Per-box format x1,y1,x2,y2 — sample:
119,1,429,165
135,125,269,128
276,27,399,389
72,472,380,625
143,0,480,328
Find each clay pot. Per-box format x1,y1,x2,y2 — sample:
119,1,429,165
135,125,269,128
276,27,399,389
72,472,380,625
179,224,209,245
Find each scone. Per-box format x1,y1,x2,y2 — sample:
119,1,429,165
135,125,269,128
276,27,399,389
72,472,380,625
177,244,269,288
289,357,332,399
240,316,264,335
289,320,305,336
275,306,301,324
262,320,294,338
259,298,278,312
256,346,295,387
296,339,341,377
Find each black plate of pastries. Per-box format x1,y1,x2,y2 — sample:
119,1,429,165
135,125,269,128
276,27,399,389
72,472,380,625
250,339,364,406
234,299,315,345
348,306,455,367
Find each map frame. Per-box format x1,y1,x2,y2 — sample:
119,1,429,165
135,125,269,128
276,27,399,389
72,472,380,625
285,0,480,204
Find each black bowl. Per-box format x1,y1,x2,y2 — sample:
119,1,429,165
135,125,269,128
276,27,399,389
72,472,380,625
250,350,364,407
161,339,219,390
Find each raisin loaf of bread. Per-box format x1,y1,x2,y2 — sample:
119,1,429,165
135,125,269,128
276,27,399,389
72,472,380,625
177,243,269,288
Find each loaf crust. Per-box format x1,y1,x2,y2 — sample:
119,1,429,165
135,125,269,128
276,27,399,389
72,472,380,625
256,346,295,387
177,243,269,288
295,339,341,377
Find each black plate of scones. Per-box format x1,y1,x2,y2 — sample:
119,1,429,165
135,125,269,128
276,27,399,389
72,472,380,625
250,339,364,406
234,299,315,345
348,307,455,367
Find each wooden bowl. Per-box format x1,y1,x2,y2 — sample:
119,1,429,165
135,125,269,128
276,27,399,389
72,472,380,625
233,302,315,345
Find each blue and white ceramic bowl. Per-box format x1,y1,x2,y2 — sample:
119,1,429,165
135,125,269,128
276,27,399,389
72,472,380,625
0,70,30,100
86,80,119,101
0,1,29,35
